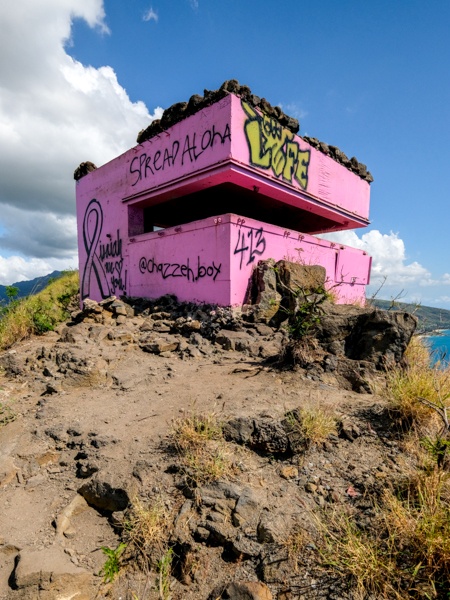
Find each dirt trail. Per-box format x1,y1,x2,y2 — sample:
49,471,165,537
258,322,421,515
0,306,404,599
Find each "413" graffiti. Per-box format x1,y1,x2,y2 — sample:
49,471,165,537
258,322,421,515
234,226,267,269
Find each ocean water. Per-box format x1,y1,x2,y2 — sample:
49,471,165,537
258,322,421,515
424,329,450,367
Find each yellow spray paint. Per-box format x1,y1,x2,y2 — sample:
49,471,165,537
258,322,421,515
242,101,310,190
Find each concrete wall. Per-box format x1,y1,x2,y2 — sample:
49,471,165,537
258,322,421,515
76,93,372,306
79,212,370,305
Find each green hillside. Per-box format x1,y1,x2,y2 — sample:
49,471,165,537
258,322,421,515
0,271,62,304
371,299,450,333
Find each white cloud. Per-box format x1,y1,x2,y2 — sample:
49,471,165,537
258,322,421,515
0,256,78,286
321,229,438,288
143,7,158,22
189,0,199,10
282,102,308,121
0,1,162,284
318,229,450,307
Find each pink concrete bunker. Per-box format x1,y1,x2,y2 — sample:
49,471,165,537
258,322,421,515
75,81,373,307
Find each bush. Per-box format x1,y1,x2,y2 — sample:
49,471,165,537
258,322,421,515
286,406,337,448
123,497,172,569
0,270,79,350
171,411,232,486
386,336,450,429
318,335,450,598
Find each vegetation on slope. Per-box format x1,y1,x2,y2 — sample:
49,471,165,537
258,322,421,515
318,338,450,598
0,270,79,351
372,299,450,333
2,270,450,597
0,270,63,303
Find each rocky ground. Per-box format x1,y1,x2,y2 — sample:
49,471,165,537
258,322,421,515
0,293,416,600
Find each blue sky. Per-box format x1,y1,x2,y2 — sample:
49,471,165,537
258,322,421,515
1,1,450,307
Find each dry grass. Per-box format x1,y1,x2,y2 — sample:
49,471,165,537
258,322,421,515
318,335,450,598
386,336,450,428
171,412,223,451
124,497,172,567
283,524,310,573
0,270,79,350
171,411,233,486
384,469,450,592
300,407,338,445
287,405,338,447
318,447,450,597
319,510,402,600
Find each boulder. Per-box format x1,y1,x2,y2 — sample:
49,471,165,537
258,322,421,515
275,261,326,293
13,545,93,597
317,302,417,369
78,473,133,512
215,330,253,351
248,259,281,323
224,415,291,456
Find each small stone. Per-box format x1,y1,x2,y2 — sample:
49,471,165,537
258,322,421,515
278,466,298,480
194,526,210,543
315,495,325,507
63,526,77,539
230,537,262,559
25,473,47,488
329,490,341,503
225,581,273,600
305,482,317,493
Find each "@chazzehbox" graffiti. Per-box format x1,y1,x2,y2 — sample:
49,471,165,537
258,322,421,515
242,101,310,190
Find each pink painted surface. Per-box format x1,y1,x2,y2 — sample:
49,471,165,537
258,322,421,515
77,92,370,231
77,204,370,306
76,91,372,306
230,95,370,227
127,214,371,305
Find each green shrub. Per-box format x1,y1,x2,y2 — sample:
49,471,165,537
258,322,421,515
100,542,127,582
0,270,79,350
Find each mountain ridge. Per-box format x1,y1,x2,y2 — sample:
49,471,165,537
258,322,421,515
370,299,450,333
0,271,62,303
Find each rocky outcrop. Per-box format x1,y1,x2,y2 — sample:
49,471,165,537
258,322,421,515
0,270,422,599
0,261,415,398
244,259,417,389
316,302,418,368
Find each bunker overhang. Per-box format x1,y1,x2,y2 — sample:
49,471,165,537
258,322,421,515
123,164,369,236
120,94,370,234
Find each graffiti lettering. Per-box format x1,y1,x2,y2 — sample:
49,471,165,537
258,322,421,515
234,226,267,269
81,200,128,299
106,256,127,296
242,101,310,190
81,199,111,300
99,229,122,261
139,256,222,282
130,123,231,186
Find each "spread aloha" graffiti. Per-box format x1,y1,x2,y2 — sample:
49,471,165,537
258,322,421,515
130,122,231,187
242,101,310,190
